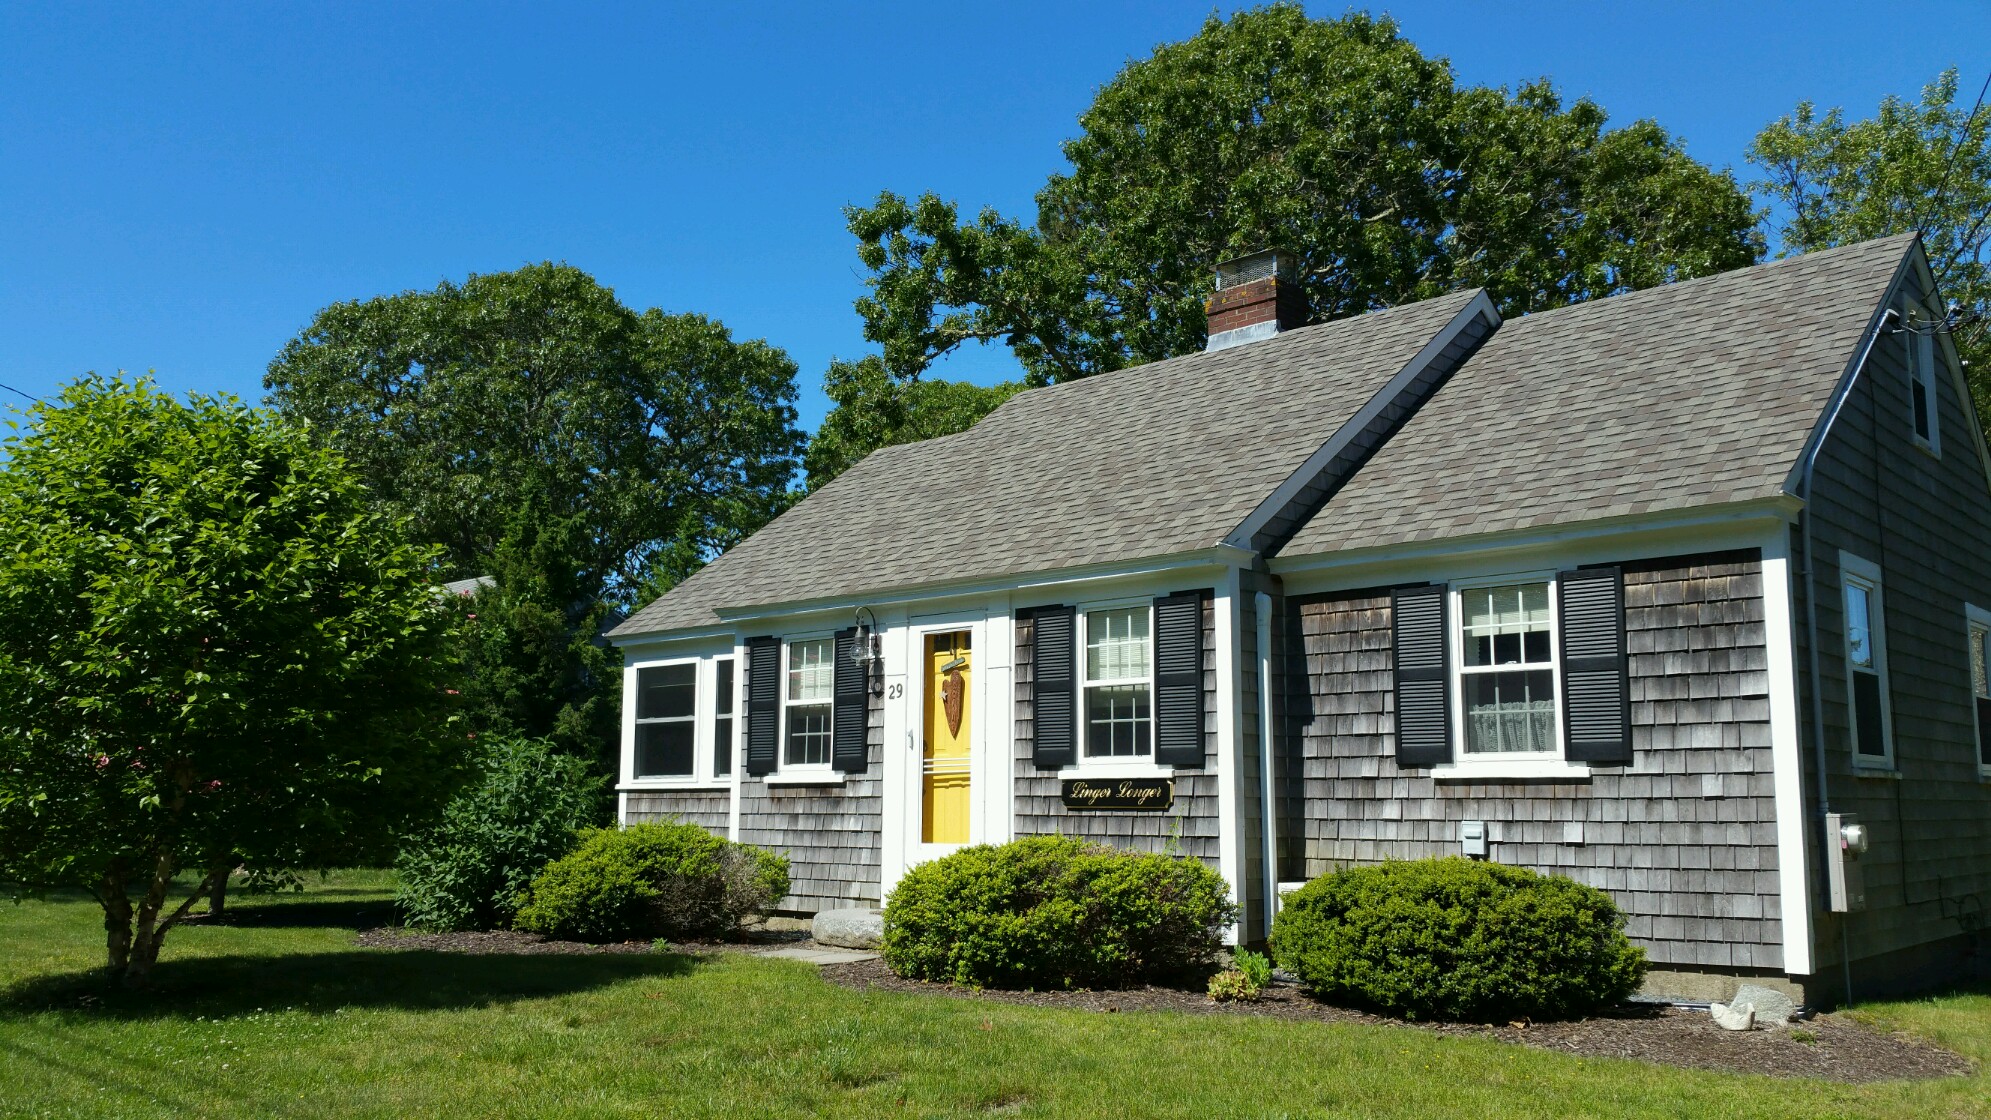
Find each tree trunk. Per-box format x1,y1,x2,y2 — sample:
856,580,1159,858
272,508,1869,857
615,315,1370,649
208,861,231,918
101,864,132,979
122,852,176,988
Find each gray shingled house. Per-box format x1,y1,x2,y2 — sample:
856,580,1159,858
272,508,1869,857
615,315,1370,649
608,234,1991,1003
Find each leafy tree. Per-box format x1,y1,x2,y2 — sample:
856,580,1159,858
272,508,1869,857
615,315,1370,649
0,378,462,985
265,265,805,606
843,5,1760,393
804,357,1023,488
453,492,620,767
1749,68,1991,431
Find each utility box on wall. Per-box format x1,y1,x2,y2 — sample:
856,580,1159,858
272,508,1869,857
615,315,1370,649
1825,811,1868,912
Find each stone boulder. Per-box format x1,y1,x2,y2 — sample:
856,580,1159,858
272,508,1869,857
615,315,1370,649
1730,983,1798,1027
1709,1001,1757,1031
813,907,884,950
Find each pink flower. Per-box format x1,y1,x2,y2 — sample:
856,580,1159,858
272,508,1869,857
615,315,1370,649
94,754,111,770
203,780,222,792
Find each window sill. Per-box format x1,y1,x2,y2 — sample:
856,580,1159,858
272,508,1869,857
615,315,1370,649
1057,762,1175,781
618,780,731,792
1851,764,1901,780
762,771,848,787
1431,759,1592,782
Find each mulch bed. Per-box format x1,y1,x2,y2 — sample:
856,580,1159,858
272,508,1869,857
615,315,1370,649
354,928,657,955
821,957,1975,1084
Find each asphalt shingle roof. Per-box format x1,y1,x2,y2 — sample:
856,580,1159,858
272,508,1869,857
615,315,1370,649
1276,235,1914,560
613,289,1483,637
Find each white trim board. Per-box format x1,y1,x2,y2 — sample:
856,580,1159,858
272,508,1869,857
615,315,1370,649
1760,528,1814,977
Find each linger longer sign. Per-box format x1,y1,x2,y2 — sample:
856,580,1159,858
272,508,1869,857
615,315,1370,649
1061,777,1173,811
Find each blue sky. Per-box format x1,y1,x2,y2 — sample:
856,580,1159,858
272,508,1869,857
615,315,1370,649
3,1,1986,432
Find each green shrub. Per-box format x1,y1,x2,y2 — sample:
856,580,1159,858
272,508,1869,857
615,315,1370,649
1234,948,1273,990
881,835,1236,989
1206,969,1257,1002
1271,858,1646,1022
394,735,605,931
514,821,789,942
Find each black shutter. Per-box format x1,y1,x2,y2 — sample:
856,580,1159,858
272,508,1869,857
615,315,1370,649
1977,697,1991,768
744,636,779,776
1392,584,1451,767
1154,591,1206,767
1558,567,1632,765
1030,605,1077,769
832,627,868,773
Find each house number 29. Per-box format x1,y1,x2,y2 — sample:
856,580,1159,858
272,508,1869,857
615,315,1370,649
886,682,904,699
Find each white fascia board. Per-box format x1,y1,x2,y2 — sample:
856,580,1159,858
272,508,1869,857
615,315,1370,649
708,546,1253,628
1223,291,1501,552
1780,244,1920,497
613,632,738,662
1270,498,1803,595
1759,527,1813,976
609,626,737,653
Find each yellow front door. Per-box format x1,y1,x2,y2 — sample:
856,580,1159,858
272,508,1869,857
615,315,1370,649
922,632,972,844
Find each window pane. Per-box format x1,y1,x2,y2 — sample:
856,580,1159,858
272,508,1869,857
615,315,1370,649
1463,582,1552,666
637,663,697,720
713,717,733,776
1086,607,1151,682
715,659,735,715
1464,670,1557,754
636,721,695,776
1971,627,1988,699
1845,585,1873,669
1913,378,1932,440
1084,683,1152,757
788,640,834,702
785,703,832,766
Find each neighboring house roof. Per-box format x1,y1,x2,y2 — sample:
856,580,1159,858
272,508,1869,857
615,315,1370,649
1276,235,1915,560
612,289,1486,638
442,575,495,596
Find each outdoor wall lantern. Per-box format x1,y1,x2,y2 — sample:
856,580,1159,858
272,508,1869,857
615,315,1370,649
852,606,883,695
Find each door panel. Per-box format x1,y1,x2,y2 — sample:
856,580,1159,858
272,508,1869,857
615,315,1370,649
922,631,972,844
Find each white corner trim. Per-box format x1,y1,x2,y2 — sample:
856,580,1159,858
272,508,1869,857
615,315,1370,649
762,771,849,788
1760,530,1813,977
1213,568,1243,947
1224,291,1499,551
1429,759,1593,782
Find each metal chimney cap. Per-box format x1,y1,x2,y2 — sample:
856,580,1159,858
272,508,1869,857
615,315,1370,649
1215,248,1298,290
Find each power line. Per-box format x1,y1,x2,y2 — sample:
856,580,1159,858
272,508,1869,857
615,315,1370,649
0,381,40,404
1919,67,1991,244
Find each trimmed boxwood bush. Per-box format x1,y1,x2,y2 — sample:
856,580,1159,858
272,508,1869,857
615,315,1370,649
882,835,1236,989
394,734,605,931
1271,858,1646,1021
514,821,789,942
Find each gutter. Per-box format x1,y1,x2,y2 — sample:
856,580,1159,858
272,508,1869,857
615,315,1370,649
1794,304,1900,1008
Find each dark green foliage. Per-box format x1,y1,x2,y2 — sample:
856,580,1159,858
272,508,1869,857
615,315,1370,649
1271,858,1646,1022
0,376,462,984
844,6,1759,390
394,735,606,932
514,822,789,942
881,835,1237,989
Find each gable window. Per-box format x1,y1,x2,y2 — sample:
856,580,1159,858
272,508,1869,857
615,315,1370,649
1908,319,1940,454
1969,606,1991,775
784,638,834,767
634,662,697,777
1458,581,1559,755
713,658,735,776
1841,552,1892,767
1083,605,1152,758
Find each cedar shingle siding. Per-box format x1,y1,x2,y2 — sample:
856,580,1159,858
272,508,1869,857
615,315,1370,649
1293,552,1785,970
1012,597,1222,863
1798,265,1991,971
734,660,886,912
624,790,730,836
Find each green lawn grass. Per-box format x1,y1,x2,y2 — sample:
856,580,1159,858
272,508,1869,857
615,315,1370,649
1,872,1985,1119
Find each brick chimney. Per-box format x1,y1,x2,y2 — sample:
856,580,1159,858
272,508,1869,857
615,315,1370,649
1204,249,1306,351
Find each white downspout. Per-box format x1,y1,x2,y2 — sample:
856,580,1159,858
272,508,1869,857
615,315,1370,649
1256,591,1278,940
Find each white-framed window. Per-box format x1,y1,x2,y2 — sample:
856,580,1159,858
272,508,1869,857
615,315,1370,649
1968,604,1990,776
1907,313,1941,456
633,660,699,779
1452,576,1563,758
713,657,736,777
783,637,835,768
1082,603,1153,759
1841,551,1893,767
